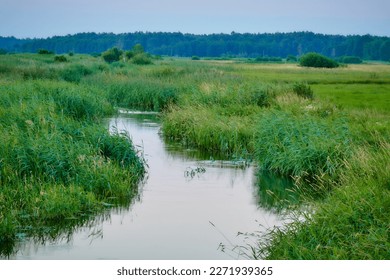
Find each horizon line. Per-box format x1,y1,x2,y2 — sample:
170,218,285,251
2,30,389,40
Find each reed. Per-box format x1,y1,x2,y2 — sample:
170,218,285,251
1,54,389,259
263,141,390,259
254,109,351,179
0,60,145,256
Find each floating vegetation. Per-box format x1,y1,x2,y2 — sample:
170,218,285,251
184,166,206,179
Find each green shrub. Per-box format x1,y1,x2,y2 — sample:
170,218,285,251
299,52,339,68
292,83,314,99
60,64,93,83
192,56,200,60
125,50,134,60
38,49,54,55
131,43,145,55
102,47,123,63
132,53,153,65
54,55,68,63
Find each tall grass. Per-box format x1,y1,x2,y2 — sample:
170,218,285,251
1,54,389,259
162,105,256,156
0,61,145,256
261,141,390,259
255,109,351,179
105,77,179,111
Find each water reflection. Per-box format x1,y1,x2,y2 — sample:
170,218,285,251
7,112,283,260
256,171,302,213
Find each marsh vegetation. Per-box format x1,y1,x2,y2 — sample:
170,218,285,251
0,53,389,259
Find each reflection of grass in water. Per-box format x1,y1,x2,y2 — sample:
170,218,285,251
256,171,301,213
184,166,206,180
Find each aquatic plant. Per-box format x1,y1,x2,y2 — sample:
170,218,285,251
255,110,351,179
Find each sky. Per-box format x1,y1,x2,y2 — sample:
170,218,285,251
1,0,389,38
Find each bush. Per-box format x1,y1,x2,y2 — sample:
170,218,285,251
38,49,54,55
131,43,145,55
132,53,153,65
54,55,68,63
292,83,314,99
102,47,123,63
299,52,339,68
60,64,93,83
192,56,200,60
124,50,134,60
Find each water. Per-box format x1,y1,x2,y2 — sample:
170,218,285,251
10,112,282,260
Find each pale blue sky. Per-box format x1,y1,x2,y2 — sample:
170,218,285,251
1,0,389,38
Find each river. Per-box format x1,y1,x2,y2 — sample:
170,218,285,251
10,111,282,260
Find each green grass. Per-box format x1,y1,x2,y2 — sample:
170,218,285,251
262,142,390,260
163,105,257,156
255,109,351,179
1,54,389,259
0,56,145,256
312,84,390,112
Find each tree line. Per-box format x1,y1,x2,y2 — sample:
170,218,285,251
1,31,390,61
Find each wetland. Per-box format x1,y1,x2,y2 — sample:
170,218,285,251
0,53,389,259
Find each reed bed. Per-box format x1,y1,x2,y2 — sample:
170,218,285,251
0,57,145,256
0,54,389,259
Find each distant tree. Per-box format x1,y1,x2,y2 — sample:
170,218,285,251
299,52,339,68
5,32,389,61
0,48,7,55
191,56,200,60
286,54,297,62
132,43,145,55
101,47,123,63
338,56,362,64
38,49,54,54
123,44,148,61
380,41,390,61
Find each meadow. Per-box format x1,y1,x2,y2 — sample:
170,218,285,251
0,53,389,259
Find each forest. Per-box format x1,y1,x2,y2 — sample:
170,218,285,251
1,31,390,60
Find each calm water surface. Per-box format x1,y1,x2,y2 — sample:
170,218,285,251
11,112,282,259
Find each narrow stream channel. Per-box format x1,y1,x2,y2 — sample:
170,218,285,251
10,112,282,260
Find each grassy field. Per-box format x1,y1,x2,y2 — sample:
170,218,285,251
0,53,389,259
